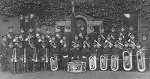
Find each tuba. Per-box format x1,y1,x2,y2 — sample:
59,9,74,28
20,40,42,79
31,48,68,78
100,54,109,71
89,54,97,70
136,47,147,72
50,54,58,71
111,55,119,71
122,49,133,71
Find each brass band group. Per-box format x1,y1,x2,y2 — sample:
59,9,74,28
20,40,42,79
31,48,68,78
0,25,148,74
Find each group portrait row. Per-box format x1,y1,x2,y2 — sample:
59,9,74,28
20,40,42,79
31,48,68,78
0,25,148,74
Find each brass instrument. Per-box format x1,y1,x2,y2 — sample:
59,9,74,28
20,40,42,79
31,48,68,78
83,41,90,47
122,49,133,71
32,47,38,72
7,32,12,39
111,55,119,71
136,46,147,72
100,54,109,71
44,48,48,71
12,48,17,74
50,54,58,71
94,40,101,48
23,48,27,72
105,40,113,48
89,54,97,71
118,41,124,49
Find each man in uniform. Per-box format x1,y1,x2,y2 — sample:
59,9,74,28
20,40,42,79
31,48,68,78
89,28,97,43
80,43,91,70
7,26,15,43
83,35,92,49
35,27,42,54
70,35,81,60
79,25,86,38
0,35,9,71
60,41,70,70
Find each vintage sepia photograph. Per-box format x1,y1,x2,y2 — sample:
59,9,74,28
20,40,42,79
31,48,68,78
0,0,150,79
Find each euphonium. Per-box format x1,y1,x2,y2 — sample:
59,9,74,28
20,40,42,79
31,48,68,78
122,49,133,71
100,54,108,71
111,55,119,71
136,46,147,72
89,54,97,71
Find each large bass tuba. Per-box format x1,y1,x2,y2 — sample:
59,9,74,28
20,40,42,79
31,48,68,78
89,53,97,70
100,54,109,70
122,49,133,71
111,55,119,71
136,47,147,72
50,54,58,71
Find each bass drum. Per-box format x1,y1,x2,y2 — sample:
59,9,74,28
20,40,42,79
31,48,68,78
50,54,58,71
100,54,108,71
111,55,119,71
89,54,97,71
137,50,147,72
122,51,133,71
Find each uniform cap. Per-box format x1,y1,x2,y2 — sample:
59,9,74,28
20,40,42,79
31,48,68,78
8,26,13,29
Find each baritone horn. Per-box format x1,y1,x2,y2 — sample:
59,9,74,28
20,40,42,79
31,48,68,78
122,50,133,71
100,54,109,71
136,46,147,72
50,54,58,71
111,55,119,71
89,54,97,71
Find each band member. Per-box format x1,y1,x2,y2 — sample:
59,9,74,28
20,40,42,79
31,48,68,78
89,29,97,43
25,28,35,71
64,26,72,46
83,35,92,49
13,34,23,73
5,41,14,72
112,41,121,56
35,27,42,53
79,32,85,43
102,36,113,60
80,43,91,69
50,36,59,57
1,35,9,71
70,35,81,60
60,42,70,70
119,26,127,42
78,25,86,39
91,42,101,68
39,40,47,70
7,26,15,42
107,27,116,44
19,28,26,48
